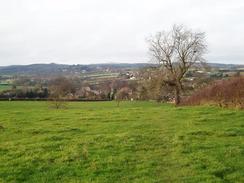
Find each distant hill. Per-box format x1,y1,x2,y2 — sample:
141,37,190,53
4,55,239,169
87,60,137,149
0,62,243,76
0,63,150,76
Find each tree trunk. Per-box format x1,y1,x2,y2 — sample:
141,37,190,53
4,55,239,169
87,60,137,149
117,100,120,107
174,86,181,106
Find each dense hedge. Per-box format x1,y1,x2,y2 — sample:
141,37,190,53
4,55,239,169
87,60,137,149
182,76,244,109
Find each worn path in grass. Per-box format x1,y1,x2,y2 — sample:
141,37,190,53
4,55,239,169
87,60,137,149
0,101,244,182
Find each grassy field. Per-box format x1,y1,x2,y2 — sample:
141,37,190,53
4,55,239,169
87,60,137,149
0,101,244,182
0,84,11,91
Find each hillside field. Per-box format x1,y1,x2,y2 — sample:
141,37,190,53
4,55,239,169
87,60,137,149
0,101,244,182
0,84,11,92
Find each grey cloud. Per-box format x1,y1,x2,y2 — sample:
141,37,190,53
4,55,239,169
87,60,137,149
0,0,243,66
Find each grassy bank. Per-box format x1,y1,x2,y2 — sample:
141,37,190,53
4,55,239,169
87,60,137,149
0,101,244,182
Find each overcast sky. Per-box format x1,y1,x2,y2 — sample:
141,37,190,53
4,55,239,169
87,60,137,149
0,0,244,66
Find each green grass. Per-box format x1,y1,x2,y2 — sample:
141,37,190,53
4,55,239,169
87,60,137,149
0,101,244,182
0,84,11,91
81,73,119,78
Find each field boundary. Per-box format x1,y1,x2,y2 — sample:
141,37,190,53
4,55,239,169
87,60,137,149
0,98,111,102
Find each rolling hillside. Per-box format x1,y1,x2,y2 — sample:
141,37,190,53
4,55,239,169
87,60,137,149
0,101,244,182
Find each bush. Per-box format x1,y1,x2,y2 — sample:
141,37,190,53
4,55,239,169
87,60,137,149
182,76,244,109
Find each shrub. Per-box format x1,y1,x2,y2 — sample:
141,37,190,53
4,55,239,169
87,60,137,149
182,76,244,109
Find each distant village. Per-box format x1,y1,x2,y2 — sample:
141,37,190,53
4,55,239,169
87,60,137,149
0,63,243,101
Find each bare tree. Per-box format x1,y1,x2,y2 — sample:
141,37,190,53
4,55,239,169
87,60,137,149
138,67,174,102
148,24,207,105
115,87,131,106
48,77,75,109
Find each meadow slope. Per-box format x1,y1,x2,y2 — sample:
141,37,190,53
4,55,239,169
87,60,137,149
0,101,244,182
